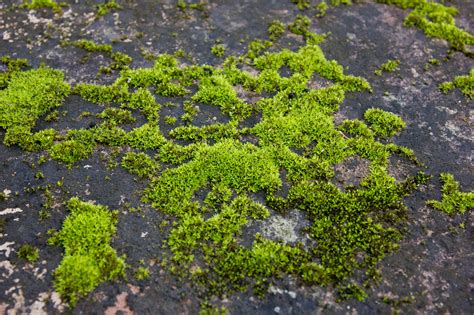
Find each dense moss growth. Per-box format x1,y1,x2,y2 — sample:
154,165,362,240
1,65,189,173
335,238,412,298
0,56,29,89
291,0,311,10
21,0,60,11
49,198,125,306
17,244,39,262
122,151,159,179
364,108,406,137
268,20,286,41
96,0,121,17
439,69,473,99
427,173,474,215
211,44,226,57
377,0,474,54
0,12,457,306
374,59,400,76
0,67,70,149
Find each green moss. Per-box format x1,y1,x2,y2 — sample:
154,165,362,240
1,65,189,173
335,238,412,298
17,244,39,262
126,124,166,150
111,52,133,70
288,14,311,35
364,108,406,137
330,0,352,6
51,198,125,306
374,59,400,76
0,56,29,89
427,173,474,215
96,0,121,17
134,266,150,280
0,68,70,148
291,0,311,10
65,39,113,54
97,108,136,125
121,151,159,179
268,20,286,41
164,115,177,125
192,75,252,120
21,0,60,11
377,0,474,53
0,26,434,304
439,69,473,99
49,129,96,167
316,1,329,17
211,44,226,57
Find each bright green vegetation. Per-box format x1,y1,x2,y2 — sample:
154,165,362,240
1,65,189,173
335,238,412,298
121,152,159,179
0,15,439,305
0,56,29,89
427,173,474,215
291,0,311,10
439,69,473,99
0,67,70,151
288,14,312,35
135,266,151,280
374,59,400,76
65,39,113,54
49,198,125,306
96,0,121,17
268,20,286,41
17,244,39,262
211,44,226,57
364,108,406,137
177,0,207,11
377,0,474,54
21,0,60,11
330,0,352,5
316,1,328,17
64,39,132,72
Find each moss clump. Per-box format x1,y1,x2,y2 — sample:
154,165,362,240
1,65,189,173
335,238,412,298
0,67,70,149
427,173,474,215
192,75,252,121
330,0,352,5
49,129,96,167
65,39,113,54
17,244,39,262
377,0,474,54
65,40,132,72
1,20,432,304
439,69,473,99
316,1,329,18
21,0,60,11
288,14,311,35
374,59,400,76
364,108,406,137
134,266,150,280
268,20,286,41
121,152,159,179
0,56,29,89
50,198,125,306
211,44,226,57
97,108,136,125
291,0,311,10
96,0,121,17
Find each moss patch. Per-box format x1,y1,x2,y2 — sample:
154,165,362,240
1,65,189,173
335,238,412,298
50,198,125,306
374,59,400,76
377,0,474,54
364,108,406,137
17,244,39,263
427,173,474,215
439,69,473,99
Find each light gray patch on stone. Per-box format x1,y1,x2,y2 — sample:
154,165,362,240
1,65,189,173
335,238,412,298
261,210,309,245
